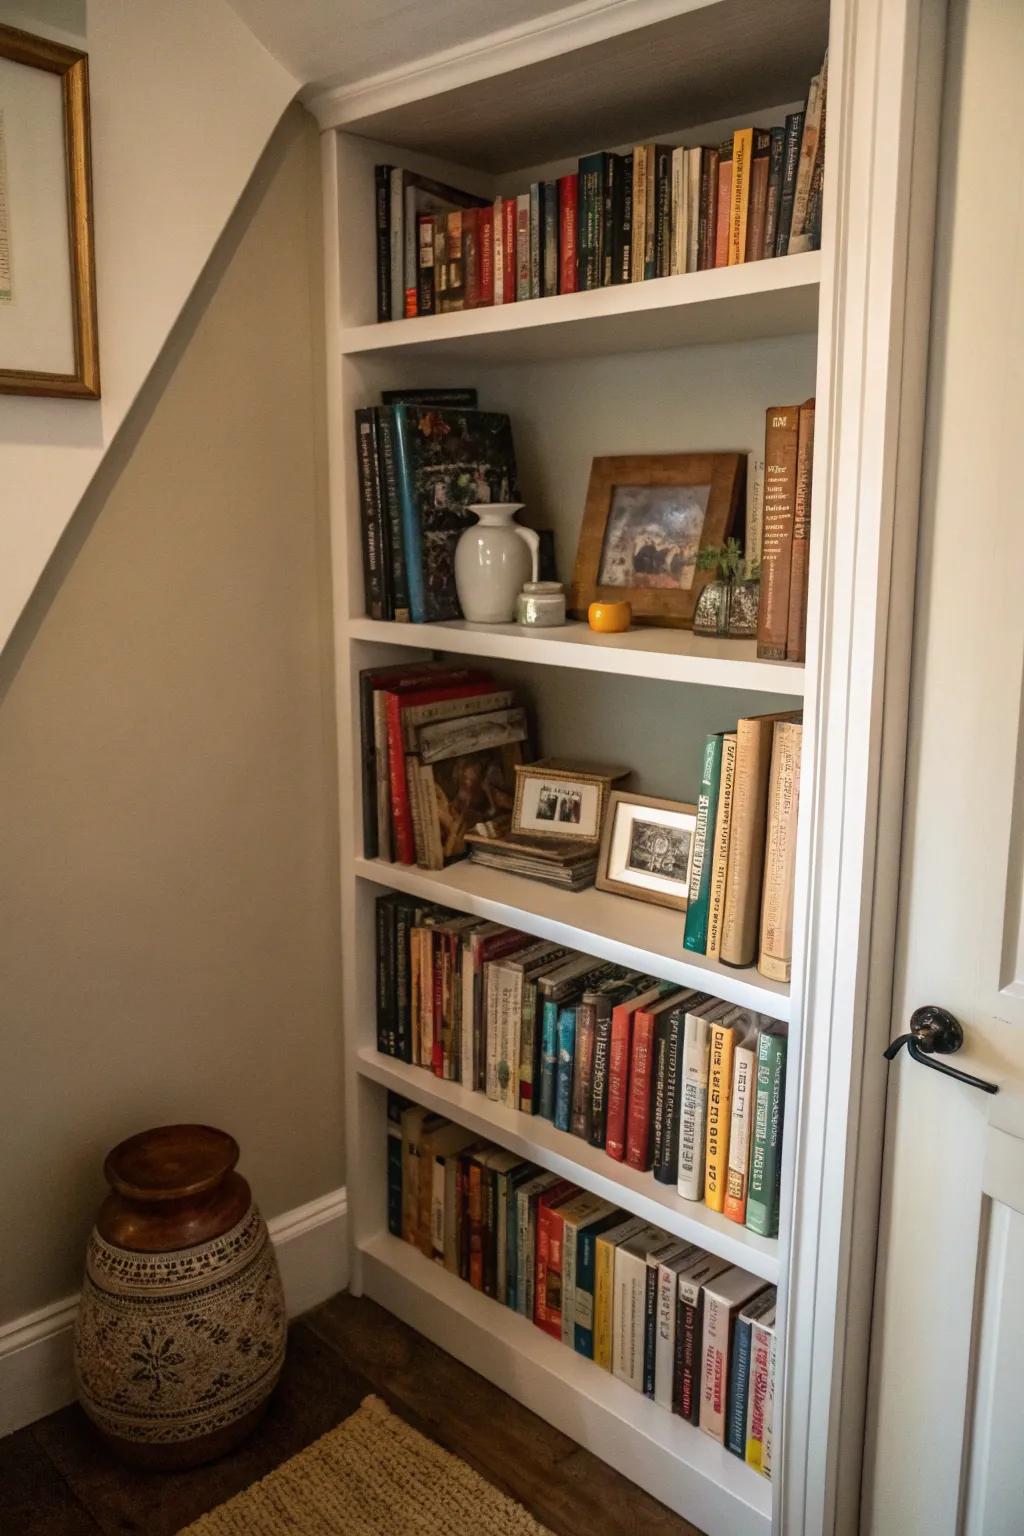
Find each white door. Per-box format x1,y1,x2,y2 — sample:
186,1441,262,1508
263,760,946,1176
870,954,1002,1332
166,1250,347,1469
863,0,1024,1532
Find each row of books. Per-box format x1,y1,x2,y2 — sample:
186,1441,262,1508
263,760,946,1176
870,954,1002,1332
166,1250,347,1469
376,903,788,1235
684,709,802,981
375,56,827,322
359,659,529,868
755,399,816,664
389,1095,779,1473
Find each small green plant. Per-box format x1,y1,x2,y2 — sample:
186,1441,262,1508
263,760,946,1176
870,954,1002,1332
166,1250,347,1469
696,537,746,583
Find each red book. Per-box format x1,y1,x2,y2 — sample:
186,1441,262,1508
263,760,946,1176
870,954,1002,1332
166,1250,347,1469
478,207,494,308
605,984,666,1160
624,993,683,1170
384,678,493,864
463,208,480,308
558,174,578,294
502,196,517,302
534,1184,575,1336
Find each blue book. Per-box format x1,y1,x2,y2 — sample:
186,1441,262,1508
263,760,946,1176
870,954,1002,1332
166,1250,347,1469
573,1211,625,1358
554,1005,577,1131
727,1288,775,1457
539,1000,560,1121
505,1161,539,1312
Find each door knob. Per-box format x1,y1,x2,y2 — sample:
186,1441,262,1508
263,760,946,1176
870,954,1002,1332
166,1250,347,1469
884,1005,998,1093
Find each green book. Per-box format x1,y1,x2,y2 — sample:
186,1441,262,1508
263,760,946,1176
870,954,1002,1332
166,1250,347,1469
746,1030,788,1237
683,733,724,953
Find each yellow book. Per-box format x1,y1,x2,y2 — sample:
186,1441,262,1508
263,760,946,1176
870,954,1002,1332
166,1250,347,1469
728,127,753,264
706,733,737,960
594,1216,645,1368
704,1018,739,1210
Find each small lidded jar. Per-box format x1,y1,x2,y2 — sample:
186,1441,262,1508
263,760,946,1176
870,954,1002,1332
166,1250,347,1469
516,580,566,627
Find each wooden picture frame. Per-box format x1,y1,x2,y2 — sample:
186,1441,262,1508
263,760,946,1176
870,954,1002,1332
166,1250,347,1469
596,791,698,910
0,23,100,398
511,758,626,843
568,453,745,627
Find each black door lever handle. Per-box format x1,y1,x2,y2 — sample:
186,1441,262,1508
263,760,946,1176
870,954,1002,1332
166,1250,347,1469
884,1005,999,1094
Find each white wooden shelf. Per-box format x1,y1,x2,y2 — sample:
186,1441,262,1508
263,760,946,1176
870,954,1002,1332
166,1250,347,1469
354,855,790,1019
341,253,820,365
357,1046,780,1282
360,1230,772,1536
347,616,805,695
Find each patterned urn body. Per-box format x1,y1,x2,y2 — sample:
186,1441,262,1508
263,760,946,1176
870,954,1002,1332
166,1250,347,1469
74,1125,286,1469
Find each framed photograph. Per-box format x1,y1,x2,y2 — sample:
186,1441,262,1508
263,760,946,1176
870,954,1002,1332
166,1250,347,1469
0,24,99,398
568,454,745,628
512,759,627,843
596,792,699,910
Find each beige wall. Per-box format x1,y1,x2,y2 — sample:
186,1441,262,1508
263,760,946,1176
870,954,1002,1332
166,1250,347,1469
0,105,343,1324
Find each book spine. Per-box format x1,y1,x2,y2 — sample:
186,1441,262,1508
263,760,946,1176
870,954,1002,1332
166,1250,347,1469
376,408,410,623
605,1007,632,1160
570,1002,596,1139
679,1290,702,1423
478,206,494,307
655,1262,678,1410
705,1022,735,1212
746,452,765,578
502,196,517,302
482,1166,498,1296
728,128,752,264
747,1320,772,1471
727,1315,754,1456
371,691,390,860
723,1043,756,1223
430,1154,445,1260
677,1015,710,1199
762,127,786,259
439,931,455,1079
354,409,388,621
588,1000,613,1148
577,153,604,291
457,1154,471,1281
384,693,416,864
700,1292,732,1440
516,194,531,301
389,169,404,321
541,181,559,296
698,146,719,270
642,1257,660,1397
416,214,435,315
594,1237,616,1369
375,164,391,322
430,931,444,1076
468,1161,484,1289
603,155,622,286
745,129,772,262
534,1199,563,1337
492,198,503,306
747,1034,788,1236
642,145,657,278
685,148,701,272
774,111,805,256
654,1008,684,1184
403,184,419,317
757,405,801,659
624,1011,656,1170
444,1156,460,1272
786,400,815,662
759,722,803,981
630,146,647,282
386,1097,404,1235
574,1229,598,1357
720,714,779,967
558,174,578,294
650,1017,669,1175
390,405,427,623
788,70,823,251
529,182,541,299
683,733,724,952
613,1248,646,1390
714,142,732,267
619,151,633,283
654,145,672,277
394,901,413,1062
706,734,738,961
445,210,464,311
561,1221,578,1347
670,145,686,275
463,207,480,309
763,1331,778,1478
518,980,539,1113
375,897,394,1054
539,999,559,1120
554,1005,576,1132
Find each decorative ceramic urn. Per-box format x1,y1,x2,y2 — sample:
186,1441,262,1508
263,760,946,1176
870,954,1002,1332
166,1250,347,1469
455,502,540,623
74,1124,286,1470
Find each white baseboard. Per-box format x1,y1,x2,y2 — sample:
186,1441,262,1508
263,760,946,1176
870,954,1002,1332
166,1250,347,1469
0,1185,348,1439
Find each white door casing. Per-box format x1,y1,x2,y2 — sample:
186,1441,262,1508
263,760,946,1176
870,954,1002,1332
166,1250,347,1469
864,0,1024,1531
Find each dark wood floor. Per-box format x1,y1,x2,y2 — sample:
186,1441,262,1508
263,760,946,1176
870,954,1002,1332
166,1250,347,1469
0,1292,704,1536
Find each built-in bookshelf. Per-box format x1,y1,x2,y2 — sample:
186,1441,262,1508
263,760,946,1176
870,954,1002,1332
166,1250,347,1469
313,1,939,1529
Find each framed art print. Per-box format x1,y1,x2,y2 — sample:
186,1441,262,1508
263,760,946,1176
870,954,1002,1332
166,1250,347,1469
0,23,99,398
512,759,628,843
568,453,745,627
596,791,698,909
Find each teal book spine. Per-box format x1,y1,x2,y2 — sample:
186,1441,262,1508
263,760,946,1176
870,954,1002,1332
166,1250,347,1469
683,733,724,954
554,1006,576,1131
539,1000,560,1120
574,1226,598,1357
726,1314,754,1456
747,1033,788,1237
390,403,427,622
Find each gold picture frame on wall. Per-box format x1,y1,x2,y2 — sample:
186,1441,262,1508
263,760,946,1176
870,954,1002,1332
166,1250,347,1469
0,23,100,398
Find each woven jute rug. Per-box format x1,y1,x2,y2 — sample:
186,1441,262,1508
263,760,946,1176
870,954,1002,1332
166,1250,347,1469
178,1394,553,1536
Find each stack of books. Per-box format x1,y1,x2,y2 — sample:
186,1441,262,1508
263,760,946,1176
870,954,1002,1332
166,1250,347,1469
375,906,788,1238
360,661,530,869
684,710,803,984
464,827,599,890
389,1094,780,1475
375,53,827,321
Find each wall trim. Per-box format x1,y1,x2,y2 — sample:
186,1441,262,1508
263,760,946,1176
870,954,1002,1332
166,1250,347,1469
0,1186,348,1439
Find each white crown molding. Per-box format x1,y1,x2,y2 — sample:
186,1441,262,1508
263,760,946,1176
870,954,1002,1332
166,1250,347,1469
0,1187,348,1439
304,0,718,131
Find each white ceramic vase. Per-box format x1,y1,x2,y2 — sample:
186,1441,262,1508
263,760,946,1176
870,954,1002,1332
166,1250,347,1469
454,503,539,623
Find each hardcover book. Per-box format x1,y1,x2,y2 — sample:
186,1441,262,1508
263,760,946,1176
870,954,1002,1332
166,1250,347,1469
727,127,753,265
728,1286,776,1458
594,1215,646,1369
747,1028,788,1237
683,732,725,953
759,721,803,981
699,1265,766,1441
786,399,816,662
675,1249,731,1422
719,709,802,966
